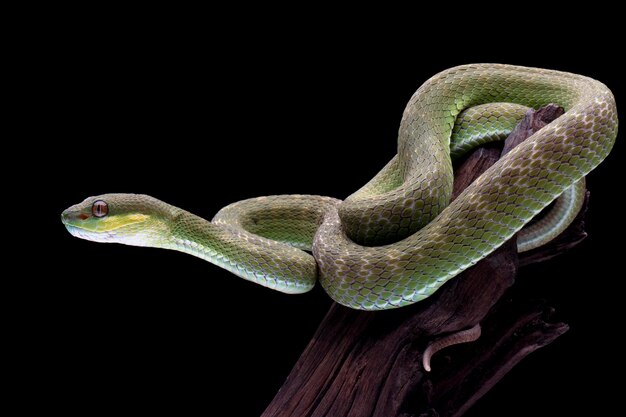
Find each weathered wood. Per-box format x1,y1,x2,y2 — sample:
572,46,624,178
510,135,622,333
262,105,581,417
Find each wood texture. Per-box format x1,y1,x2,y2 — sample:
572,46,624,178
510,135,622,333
262,105,581,417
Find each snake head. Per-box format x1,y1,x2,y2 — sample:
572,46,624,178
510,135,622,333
61,193,173,247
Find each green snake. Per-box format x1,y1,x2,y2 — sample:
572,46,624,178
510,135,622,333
62,64,617,311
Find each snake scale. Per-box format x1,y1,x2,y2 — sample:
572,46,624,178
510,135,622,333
62,64,617,311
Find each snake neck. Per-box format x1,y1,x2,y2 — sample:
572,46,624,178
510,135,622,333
162,209,233,265
163,208,318,294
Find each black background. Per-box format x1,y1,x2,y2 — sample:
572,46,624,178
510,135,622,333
31,18,624,416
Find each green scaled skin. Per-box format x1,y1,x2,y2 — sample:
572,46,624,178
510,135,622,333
62,64,617,311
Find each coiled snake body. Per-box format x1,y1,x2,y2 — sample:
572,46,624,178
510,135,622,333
62,64,617,311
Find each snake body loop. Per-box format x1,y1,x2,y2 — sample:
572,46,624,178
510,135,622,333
62,64,617,310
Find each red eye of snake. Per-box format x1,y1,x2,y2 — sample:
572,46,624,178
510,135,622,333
92,200,109,218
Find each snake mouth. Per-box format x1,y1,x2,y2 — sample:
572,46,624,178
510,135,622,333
63,222,91,238
61,211,93,236
63,222,119,243
61,210,85,228
61,210,113,240
62,223,100,244
64,223,88,237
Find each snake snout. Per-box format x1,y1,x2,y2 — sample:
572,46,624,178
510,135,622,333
61,208,74,225
61,207,86,225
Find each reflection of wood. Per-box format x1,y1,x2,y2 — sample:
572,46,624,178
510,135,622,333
262,105,581,417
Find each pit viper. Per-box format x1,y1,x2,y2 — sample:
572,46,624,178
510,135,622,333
62,64,617,311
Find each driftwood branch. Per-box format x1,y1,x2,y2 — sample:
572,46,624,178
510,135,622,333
262,105,583,417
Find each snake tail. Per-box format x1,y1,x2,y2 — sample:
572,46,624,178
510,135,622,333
422,324,482,372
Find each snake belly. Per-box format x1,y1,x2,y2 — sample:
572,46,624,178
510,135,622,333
61,64,618,310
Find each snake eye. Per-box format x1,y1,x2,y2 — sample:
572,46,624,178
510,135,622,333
92,200,109,218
